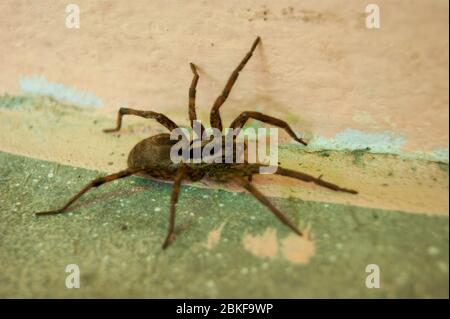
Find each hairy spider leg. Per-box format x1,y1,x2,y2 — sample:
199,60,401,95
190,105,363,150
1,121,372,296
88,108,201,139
188,63,205,136
162,167,187,249
210,36,261,132
233,176,303,236
35,168,147,216
275,167,358,194
230,111,308,146
103,108,179,133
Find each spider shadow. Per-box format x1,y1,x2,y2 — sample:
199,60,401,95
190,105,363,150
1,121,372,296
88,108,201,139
56,177,196,238
64,183,151,213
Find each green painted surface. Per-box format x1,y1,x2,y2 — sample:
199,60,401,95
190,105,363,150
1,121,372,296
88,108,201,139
0,151,448,298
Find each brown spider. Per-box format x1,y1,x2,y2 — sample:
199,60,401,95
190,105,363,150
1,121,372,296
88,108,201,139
35,37,357,249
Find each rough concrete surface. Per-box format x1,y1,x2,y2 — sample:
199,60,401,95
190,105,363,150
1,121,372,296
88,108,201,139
0,151,448,298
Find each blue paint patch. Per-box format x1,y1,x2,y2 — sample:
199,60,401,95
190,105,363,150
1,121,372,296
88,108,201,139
308,128,405,154
431,148,449,163
20,75,102,107
295,128,449,163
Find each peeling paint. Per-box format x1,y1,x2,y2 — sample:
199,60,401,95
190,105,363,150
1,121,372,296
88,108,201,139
243,228,315,264
243,228,278,259
20,75,102,107
280,229,315,265
205,222,226,250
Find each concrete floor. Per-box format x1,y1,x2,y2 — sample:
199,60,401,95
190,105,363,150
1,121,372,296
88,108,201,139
0,152,448,298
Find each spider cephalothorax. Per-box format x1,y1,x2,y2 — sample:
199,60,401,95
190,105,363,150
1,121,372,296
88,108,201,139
36,37,357,249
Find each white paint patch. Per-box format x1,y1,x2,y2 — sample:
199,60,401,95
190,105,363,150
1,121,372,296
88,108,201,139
20,75,102,107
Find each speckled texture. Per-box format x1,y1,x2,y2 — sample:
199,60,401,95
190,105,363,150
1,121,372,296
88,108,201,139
0,152,448,298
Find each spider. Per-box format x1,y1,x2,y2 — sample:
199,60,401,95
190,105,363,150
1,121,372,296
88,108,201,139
35,37,357,249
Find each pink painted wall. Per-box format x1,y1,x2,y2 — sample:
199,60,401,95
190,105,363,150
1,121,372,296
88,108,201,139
0,0,448,156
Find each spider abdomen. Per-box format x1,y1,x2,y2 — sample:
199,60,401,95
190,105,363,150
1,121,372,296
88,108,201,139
127,133,177,169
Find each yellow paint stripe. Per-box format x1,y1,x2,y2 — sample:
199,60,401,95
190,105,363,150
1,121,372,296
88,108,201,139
0,105,448,216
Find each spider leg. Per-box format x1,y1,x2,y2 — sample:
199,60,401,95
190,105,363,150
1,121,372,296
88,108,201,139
35,168,146,216
162,167,187,249
210,36,261,132
230,111,307,146
245,160,253,182
103,108,179,133
275,167,358,194
234,176,302,236
188,63,205,135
